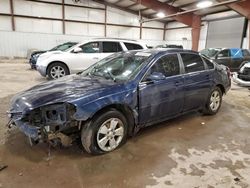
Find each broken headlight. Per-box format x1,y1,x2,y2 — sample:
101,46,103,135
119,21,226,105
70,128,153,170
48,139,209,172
27,103,76,127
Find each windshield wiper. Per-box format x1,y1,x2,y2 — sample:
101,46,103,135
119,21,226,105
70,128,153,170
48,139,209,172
105,71,116,82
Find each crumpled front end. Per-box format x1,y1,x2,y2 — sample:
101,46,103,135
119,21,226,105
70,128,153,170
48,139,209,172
8,103,78,145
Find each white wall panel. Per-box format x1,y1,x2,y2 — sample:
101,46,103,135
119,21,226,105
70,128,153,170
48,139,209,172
107,6,139,26
142,28,164,40
0,16,12,31
65,0,105,8
65,22,104,36
65,6,104,22
0,0,10,13
106,26,140,39
14,0,62,19
0,31,92,57
15,18,62,34
142,20,164,28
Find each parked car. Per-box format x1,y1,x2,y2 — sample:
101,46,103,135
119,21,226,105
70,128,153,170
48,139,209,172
200,48,250,71
232,61,250,87
36,39,147,79
29,42,77,69
7,49,231,154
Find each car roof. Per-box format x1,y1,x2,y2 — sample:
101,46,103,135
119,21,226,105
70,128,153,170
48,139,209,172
78,38,141,44
137,48,199,55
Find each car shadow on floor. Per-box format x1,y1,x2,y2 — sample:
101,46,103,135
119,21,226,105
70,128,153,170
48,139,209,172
2,110,218,163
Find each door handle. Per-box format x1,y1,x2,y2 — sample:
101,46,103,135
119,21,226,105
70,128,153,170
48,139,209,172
93,57,99,60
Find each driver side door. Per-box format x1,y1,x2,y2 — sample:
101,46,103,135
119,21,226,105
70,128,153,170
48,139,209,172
138,53,184,124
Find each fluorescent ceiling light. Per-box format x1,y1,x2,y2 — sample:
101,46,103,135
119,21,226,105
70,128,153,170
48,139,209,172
156,12,165,18
196,1,213,8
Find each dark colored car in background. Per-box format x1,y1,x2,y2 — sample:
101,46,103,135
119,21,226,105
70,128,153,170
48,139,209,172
8,49,231,154
200,48,250,72
29,42,77,69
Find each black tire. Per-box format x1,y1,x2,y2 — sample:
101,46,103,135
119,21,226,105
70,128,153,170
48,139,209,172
203,87,222,115
81,109,128,155
47,62,69,80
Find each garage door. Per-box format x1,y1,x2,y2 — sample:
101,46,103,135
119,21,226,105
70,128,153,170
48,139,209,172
206,17,245,48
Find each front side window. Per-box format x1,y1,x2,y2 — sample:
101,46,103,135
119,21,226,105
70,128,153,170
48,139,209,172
80,42,100,53
217,49,230,58
150,54,180,77
124,42,143,50
102,42,123,53
181,53,205,73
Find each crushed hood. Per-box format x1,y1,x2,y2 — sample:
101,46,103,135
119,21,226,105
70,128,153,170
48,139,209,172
10,75,117,113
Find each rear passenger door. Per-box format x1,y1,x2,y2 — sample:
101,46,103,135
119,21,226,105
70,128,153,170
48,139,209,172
180,53,212,112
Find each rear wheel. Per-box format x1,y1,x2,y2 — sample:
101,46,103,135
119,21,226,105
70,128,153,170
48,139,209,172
81,110,128,155
203,87,222,115
47,62,69,79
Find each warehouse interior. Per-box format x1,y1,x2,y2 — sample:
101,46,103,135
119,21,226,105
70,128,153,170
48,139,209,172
0,0,250,187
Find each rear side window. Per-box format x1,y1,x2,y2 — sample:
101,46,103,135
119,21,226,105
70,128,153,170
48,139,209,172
102,42,123,53
202,57,214,69
181,53,205,73
151,54,180,77
124,42,143,50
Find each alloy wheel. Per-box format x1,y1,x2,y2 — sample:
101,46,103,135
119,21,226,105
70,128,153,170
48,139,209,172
210,90,221,111
50,66,66,79
97,118,124,152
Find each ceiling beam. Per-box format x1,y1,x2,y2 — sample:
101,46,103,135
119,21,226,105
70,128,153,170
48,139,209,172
126,3,138,9
130,0,196,26
217,0,250,19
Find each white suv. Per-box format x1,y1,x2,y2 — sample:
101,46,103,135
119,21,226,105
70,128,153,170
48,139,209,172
36,38,147,79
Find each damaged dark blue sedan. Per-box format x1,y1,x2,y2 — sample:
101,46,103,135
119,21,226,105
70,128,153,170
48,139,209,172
7,49,231,154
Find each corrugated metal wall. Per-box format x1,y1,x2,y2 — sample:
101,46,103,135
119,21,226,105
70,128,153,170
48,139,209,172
0,0,167,57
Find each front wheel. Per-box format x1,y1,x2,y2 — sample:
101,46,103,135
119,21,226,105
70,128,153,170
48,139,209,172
47,62,69,79
81,110,128,155
203,87,222,115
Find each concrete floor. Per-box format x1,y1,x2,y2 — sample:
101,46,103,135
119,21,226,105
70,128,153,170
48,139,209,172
0,63,250,188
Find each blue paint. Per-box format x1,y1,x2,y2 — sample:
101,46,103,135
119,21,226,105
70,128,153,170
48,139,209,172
230,48,243,59
9,49,231,141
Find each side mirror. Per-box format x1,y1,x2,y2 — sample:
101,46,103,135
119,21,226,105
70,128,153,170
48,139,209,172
148,72,166,81
73,47,82,53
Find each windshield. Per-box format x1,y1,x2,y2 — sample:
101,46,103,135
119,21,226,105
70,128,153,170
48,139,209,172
200,48,221,58
49,42,77,52
81,51,152,82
